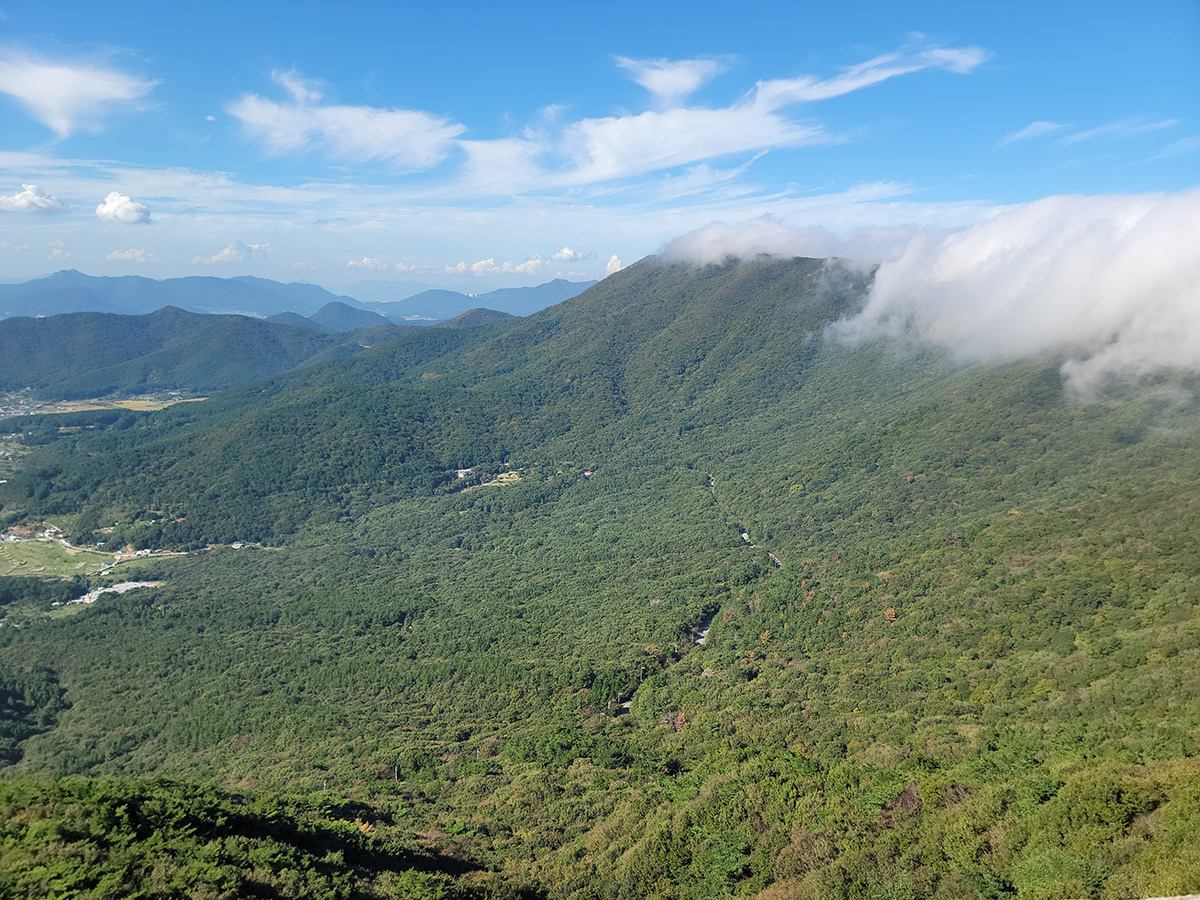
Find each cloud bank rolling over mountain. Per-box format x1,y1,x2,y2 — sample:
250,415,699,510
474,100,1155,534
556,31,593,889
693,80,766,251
662,190,1200,393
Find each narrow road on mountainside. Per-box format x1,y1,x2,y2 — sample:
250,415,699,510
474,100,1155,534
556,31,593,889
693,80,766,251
706,472,783,570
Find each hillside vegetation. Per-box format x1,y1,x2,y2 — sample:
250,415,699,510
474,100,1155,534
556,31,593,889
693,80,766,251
0,258,1196,899
0,306,423,400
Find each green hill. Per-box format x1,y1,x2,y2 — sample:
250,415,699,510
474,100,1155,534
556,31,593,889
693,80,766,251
309,301,393,333
0,257,1196,900
0,307,430,400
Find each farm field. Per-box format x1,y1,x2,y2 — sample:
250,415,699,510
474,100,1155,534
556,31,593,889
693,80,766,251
0,539,110,577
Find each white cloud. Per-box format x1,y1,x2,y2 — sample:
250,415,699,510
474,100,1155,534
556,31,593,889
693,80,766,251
95,191,151,224
0,240,28,255
48,239,68,259
605,254,623,275
444,255,545,276
0,183,63,212
511,254,543,274
833,190,1200,393
999,120,1065,145
228,69,465,169
615,56,724,108
1057,117,1177,145
0,50,156,137
659,216,916,266
1149,135,1200,160
347,256,387,269
460,39,985,193
551,246,596,262
751,40,988,109
562,106,831,185
106,248,158,262
194,240,270,264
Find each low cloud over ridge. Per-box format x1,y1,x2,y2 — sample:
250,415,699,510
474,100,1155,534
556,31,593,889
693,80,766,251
841,190,1200,392
663,190,1200,393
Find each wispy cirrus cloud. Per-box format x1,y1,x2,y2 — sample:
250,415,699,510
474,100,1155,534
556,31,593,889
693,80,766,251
1149,135,1200,160
999,120,1066,145
615,56,726,108
0,49,156,137
0,183,63,211
228,70,465,169
751,41,987,109
1057,116,1177,145
457,38,987,195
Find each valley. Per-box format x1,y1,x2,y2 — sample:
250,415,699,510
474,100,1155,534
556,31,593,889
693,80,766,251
0,258,1196,899
0,390,205,420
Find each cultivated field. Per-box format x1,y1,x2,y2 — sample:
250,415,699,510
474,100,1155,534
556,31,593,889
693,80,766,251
0,540,110,577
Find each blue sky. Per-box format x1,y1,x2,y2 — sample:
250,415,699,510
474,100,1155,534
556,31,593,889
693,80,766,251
0,0,1196,292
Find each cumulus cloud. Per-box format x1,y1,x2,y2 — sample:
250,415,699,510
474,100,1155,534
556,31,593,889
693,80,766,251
0,50,156,137
228,69,465,169
0,183,63,212
444,255,547,276
347,256,387,270
446,258,494,275
193,240,270,264
551,246,596,262
833,190,1200,393
95,191,151,224
605,254,623,275
0,240,28,255
48,239,69,259
615,56,724,108
106,248,157,262
512,255,543,274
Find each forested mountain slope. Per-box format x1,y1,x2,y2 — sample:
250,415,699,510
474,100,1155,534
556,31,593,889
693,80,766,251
0,257,1197,899
0,306,422,399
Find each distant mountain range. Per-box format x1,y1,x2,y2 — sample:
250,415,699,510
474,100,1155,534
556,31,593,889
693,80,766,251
0,270,357,319
365,279,599,320
0,270,597,323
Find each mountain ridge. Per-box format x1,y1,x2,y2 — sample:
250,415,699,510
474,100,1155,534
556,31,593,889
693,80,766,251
0,269,598,322
0,305,428,399
0,256,1196,900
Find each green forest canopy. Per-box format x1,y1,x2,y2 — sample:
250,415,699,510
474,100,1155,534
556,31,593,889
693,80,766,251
0,257,1197,899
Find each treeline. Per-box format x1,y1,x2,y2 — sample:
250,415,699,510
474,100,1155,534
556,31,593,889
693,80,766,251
0,775,542,899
